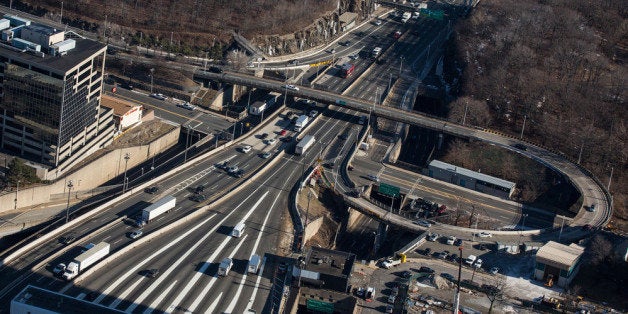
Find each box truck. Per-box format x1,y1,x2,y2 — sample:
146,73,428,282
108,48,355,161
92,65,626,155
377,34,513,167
294,115,309,132
218,257,233,276
248,254,261,274
140,195,176,225
62,242,110,280
295,135,315,155
249,101,267,115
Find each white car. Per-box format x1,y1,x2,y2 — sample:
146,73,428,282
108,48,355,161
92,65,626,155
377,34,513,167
150,93,167,100
474,258,483,268
477,232,493,238
284,84,299,91
266,138,276,145
374,19,383,26
427,233,438,242
177,102,195,110
52,263,66,275
446,236,456,245
414,219,431,228
241,145,252,153
227,165,239,173
129,229,143,239
366,174,380,182
309,110,318,117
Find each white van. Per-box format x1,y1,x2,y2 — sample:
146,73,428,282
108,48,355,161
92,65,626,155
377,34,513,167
465,254,477,266
248,254,261,274
231,223,245,237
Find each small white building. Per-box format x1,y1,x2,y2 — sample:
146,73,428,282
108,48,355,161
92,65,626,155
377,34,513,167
427,160,516,199
101,95,143,132
534,241,585,288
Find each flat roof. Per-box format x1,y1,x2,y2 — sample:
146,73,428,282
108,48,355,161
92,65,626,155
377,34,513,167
0,37,105,74
305,247,355,278
429,159,516,189
536,241,585,270
11,285,124,314
101,95,142,116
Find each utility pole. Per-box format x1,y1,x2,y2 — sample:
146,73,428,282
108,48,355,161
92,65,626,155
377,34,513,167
453,246,463,314
123,153,130,193
520,114,527,139
65,180,73,223
14,180,20,210
149,68,155,93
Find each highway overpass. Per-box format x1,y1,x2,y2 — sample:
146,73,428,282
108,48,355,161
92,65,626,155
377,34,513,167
195,70,612,229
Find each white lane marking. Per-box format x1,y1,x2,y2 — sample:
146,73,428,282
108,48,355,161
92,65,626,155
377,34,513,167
188,234,248,313
93,214,217,304
205,292,222,314
111,239,121,245
109,275,145,308
143,280,178,314
59,282,72,294
76,292,86,300
231,189,281,313
247,256,267,311
35,276,44,283
102,235,111,241
178,192,269,311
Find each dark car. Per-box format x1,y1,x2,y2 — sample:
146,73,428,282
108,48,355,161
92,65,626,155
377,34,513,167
423,247,432,256
259,133,269,140
60,234,77,245
144,268,159,278
454,238,463,246
418,266,435,274
145,186,159,194
195,185,205,194
190,194,206,202
401,270,412,278
513,143,527,151
208,66,223,73
449,253,459,262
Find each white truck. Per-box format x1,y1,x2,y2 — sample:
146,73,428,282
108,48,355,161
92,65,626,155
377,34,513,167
218,257,233,276
381,259,402,269
295,135,315,155
401,12,411,23
140,195,176,224
62,242,110,280
249,100,267,115
248,254,261,274
294,114,309,132
465,254,477,266
231,223,245,237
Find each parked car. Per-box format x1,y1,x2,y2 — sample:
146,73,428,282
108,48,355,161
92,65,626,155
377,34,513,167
441,273,454,281
177,102,195,110
401,270,411,278
266,138,277,145
259,133,269,140
448,253,459,262
418,266,434,274
309,110,318,117
489,266,500,275
438,251,449,259
422,247,432,256
454,238,463,246
129,229,143,239
474,258,483,268
427,233,438,242
446,236,456,245
476,232,493,238
280,129,288,136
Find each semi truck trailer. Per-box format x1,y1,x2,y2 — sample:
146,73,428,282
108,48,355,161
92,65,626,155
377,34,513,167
62,242,110,280
295,135,315,155
139,195,176,225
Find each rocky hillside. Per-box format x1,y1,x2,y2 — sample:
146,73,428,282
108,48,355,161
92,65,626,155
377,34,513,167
15,0,373,57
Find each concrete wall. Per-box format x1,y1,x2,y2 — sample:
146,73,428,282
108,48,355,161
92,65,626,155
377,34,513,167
0,126,180,213
303,216,324,245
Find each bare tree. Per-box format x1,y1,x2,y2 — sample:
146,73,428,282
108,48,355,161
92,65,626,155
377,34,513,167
484,276,509,314
225,49,249,72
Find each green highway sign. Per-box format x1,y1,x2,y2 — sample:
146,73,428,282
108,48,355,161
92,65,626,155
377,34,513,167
307,299,334,313
419,9,444,20
379,183,400,197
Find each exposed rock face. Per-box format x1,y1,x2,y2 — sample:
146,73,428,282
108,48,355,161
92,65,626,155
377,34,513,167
252,0,375,56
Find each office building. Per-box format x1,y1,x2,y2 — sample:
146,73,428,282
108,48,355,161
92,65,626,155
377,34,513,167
0,15,114,179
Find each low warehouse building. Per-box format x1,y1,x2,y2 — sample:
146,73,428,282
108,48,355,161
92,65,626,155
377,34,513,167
427,160,516,199
534,241,585,288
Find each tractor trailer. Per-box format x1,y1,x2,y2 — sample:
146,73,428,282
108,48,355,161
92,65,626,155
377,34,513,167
295,135,315,155
294,115,309,132
62,242,110,280
140,195,176,225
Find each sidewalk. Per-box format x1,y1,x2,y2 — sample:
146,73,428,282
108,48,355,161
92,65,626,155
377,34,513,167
0,198,82,237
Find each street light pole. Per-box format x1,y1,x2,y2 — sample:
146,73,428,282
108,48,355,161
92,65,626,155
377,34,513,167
65,180,73,223
453,246,463,314
14,180,20,210
462,100,469,126
522,213,528,230
558,216,566,242
399,56,404,76
305,191,312,228
520,114,527,139
123,153,130,193
150,68,154,93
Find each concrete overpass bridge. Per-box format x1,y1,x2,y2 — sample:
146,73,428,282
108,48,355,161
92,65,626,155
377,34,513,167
195,70,613,230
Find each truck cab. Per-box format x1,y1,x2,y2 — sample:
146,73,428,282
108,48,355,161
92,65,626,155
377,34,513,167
231,223,245,237
218,258,233,276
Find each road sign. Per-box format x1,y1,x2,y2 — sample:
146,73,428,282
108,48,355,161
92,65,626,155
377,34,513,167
307,299,334,313
419,8,444,20
379,183,400,197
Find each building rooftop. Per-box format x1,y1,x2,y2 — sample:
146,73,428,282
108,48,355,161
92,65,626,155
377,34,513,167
339,12,358,24
429,159,516,189
11,285,124,314
536,241,585,270
101,95,142,116
298,287,357,312
0,37,105,74
305,247,355,277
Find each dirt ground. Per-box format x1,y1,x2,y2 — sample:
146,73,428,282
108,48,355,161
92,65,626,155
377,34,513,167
298,186,340,250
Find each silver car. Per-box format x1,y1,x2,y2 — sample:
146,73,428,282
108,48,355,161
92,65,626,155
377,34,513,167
414,219,431,228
